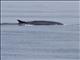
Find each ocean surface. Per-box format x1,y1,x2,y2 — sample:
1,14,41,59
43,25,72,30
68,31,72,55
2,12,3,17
1,1,80,60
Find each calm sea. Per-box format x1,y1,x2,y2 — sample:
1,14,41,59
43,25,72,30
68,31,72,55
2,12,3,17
1,1,80,60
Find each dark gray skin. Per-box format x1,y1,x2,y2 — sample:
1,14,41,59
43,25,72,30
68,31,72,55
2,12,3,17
17,19,63,25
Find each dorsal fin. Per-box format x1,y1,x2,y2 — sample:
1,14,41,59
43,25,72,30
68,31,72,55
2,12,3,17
17,19,24,24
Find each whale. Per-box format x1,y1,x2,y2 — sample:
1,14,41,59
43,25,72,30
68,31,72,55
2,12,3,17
17,19,63,25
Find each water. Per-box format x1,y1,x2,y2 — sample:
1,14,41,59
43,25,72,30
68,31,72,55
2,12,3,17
1,1,79,24
1,1,80,60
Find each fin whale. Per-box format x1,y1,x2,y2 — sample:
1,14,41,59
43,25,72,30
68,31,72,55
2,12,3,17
17,19,63,25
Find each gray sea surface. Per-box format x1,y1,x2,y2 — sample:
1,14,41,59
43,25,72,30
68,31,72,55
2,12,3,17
1,1,80,60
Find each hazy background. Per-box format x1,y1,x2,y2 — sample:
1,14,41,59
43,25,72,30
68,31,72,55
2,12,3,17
1,1,79,25
1,1,79,60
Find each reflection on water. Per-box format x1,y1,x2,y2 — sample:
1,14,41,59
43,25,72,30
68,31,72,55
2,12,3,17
1,24,79,60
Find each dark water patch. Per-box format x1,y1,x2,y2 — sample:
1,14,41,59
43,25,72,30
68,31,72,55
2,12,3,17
0,23,18,25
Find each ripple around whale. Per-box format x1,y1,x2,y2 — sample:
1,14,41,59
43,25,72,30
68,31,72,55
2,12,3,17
0,20,64,26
